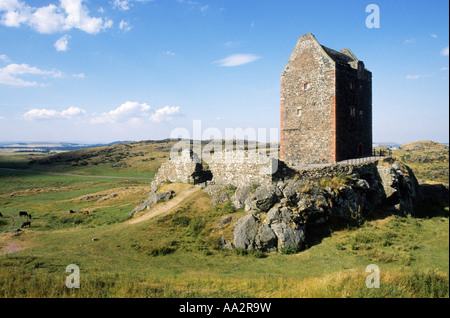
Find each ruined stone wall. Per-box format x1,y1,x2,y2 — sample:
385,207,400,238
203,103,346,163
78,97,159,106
151,149,278,188
150,149,201,188
208,151,277,187
280,33,336,166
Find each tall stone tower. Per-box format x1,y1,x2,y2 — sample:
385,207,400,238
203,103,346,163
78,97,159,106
280,33,372,166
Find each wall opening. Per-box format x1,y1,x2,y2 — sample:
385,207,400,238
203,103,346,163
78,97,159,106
358,143,364,156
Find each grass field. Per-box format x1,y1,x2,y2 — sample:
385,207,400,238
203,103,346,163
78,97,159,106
0,141,448,298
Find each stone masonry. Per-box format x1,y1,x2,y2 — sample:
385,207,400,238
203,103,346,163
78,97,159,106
280,33,372,166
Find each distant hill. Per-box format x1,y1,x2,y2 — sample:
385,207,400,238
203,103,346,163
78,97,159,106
393,140,449,184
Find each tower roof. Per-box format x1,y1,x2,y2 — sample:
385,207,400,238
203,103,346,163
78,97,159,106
320,46,358,66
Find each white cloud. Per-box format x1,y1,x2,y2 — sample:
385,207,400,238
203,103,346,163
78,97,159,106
165,50,175,56
119,19,132,32
441,46,449,56
150,106,181,123
112,0,153,11
430,34,438,38
90,101,152,124
405,74,432,80
223,41,242,48
0,63,62,86
177,0,209,12
0,0,113,34
54,34,71,51
0,54,11,63
403,38,416,44
214,54,261,67
22,106,86,121
441,67,449,71
113,0,130,11
72,72,85,78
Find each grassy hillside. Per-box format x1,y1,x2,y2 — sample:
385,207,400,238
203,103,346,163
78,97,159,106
392,140,449,184
0,139,178,178
0,140,448,298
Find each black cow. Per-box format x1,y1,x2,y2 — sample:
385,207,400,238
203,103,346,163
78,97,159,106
19,211,29,218
0,212,3,217
21,221,31,228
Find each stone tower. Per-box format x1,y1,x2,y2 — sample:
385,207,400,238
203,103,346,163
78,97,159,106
280,33,372,166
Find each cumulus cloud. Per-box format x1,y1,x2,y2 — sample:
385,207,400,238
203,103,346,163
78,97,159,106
22,106,86,120
90,101,152,124
214,54,261,67
0,63,62,86
0,0,113,34
150,106,181,123
441,46,449,56
89,102,181,124
54,34,71,51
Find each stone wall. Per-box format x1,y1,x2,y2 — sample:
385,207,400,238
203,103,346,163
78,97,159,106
335,60,372,160
150,149,201,188
208,150,277,187
280,33,336,166
151,149,279,188
280,33,372,166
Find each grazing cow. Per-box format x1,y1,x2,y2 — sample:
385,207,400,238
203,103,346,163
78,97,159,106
21,221,31,228
83,211,90,216
0,212,3,217
27,213,32,219
19,211,28,218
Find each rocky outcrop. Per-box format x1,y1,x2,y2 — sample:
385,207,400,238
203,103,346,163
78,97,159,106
231,159,423,252
131,188,175,216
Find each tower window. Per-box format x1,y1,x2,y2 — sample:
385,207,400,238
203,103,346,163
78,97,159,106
303,82,310,90
297,108,302,116
350,106,356,117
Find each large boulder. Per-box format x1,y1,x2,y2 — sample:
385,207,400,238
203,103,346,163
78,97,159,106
377,162,422,216
255,224,278,251
245,184,283,212
271,223,305,250
231,185,253,209
233,214,259,250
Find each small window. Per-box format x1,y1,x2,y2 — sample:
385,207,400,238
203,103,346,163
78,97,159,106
303,82,310,90
297,108,302,116
350,82,355,90
350,106,356,117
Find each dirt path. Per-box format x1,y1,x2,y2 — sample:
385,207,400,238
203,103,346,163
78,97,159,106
126,186,200,225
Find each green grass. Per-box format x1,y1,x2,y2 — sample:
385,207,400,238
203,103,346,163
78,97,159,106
0,150,448,298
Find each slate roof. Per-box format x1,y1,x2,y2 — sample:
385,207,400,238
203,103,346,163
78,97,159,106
321,45,358,66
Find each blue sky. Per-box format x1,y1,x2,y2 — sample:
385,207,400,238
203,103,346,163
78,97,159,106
0,0,448,143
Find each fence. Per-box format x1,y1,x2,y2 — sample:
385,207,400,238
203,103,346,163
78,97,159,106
335,156,386,166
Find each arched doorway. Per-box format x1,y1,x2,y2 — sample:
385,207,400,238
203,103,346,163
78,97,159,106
358,143,364,157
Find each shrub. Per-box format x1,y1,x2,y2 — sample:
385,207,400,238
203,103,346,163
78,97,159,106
172,216,191,227
148,246,176,257
280,245,300,255
187,218,206,238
